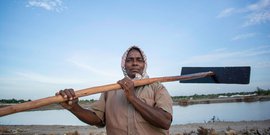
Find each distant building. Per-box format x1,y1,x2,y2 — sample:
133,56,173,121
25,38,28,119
218,95,228,98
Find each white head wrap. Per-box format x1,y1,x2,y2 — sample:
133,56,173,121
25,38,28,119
121,46,149,80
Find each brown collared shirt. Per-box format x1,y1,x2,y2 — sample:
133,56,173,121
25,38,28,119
89,82,173,135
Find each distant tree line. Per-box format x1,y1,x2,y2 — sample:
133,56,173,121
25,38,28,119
79,99,96,103
0,98,96,104
256,87,270,95
0,98,32,103
171,87,270,101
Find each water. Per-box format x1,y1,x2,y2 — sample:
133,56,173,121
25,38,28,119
0,110,85,125
172,101,270,125
1,101,270,125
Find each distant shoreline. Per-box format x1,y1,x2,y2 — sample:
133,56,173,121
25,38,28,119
175,95,270,106
1,95,270,111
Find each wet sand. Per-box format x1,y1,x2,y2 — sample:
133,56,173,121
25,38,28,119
1,120,270,135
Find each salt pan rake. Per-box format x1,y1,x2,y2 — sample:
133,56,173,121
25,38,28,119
0,66,250,117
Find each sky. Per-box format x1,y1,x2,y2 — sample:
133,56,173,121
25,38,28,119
0,0,270,100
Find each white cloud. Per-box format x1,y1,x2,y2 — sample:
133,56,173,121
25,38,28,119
217,8,236,18
232,33,257,41
246,0,270,11
217,0,270,26
243,0,270,26
26,0,65,12
243,10,270,27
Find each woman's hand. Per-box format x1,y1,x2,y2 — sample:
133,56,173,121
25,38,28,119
117,77,136,101
55,88,78,110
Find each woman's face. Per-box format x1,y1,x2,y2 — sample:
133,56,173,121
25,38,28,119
124,49,145,78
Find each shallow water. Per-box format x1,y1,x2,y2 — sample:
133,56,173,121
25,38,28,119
172,101,270,124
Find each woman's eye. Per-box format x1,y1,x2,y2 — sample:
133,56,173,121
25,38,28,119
138,59,144,62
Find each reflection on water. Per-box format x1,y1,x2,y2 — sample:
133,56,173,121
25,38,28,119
0,110,86,125
1,101,270,125
172,101,270,125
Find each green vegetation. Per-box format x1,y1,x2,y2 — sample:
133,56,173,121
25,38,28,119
0,98,96,104
171,87,270,101
0,99,32,104
256,87,270,95
79,99,96,103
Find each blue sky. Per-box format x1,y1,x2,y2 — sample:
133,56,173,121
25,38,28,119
0,0,270,100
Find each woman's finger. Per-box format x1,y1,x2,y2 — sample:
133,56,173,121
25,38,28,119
59,90,68,99
64,89,73,100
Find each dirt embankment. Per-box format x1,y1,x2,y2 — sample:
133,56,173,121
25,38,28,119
1,120,270,135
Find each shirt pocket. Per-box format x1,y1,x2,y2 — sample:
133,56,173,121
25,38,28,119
136,86,155,107
139,97,155,107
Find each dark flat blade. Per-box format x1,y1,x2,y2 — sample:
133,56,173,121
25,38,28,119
180,66,250,84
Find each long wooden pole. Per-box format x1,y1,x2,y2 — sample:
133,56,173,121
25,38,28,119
0,71,214,117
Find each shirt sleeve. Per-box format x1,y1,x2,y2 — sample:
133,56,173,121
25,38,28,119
153,82,173,115
89,93,106,123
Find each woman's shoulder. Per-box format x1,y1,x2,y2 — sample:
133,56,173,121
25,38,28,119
148,82,166,91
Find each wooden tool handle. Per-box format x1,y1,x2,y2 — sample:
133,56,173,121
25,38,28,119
0,71,214,117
